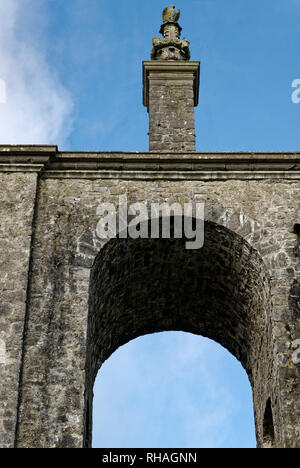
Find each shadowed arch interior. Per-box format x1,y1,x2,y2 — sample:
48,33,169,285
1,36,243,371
262,398,276,448
84,220,272,447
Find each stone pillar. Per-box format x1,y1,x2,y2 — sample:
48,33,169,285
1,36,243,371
143,61,200,152
143,5,200,152
0,146,56,448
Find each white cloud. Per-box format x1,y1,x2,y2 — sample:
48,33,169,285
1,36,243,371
0,0,73,145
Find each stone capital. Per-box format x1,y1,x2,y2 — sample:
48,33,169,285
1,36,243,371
143,60,200,110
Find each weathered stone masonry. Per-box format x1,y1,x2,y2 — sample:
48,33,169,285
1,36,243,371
143,61,200,152
0,6,300,449
0,148,56,448
0,148,299,448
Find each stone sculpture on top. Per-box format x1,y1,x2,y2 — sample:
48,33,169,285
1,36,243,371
151,5,191,61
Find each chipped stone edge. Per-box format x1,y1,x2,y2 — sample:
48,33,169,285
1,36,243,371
0,164,45,172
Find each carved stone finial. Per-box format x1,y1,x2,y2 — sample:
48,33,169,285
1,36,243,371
151,6,191,61
162,5,180,23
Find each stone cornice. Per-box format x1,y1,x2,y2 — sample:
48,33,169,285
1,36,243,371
45,151,300,180
0,147,300,180
0,146,57,172
143,61,200,109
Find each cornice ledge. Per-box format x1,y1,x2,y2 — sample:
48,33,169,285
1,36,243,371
45,151,300,174
0,145,57,171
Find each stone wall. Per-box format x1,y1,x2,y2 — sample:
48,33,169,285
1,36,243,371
0,148,299,448
8,165,299,448
0,172,38,448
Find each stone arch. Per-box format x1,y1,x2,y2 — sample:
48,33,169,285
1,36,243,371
76,199,285,277
84,219,274,448
262,398,276,448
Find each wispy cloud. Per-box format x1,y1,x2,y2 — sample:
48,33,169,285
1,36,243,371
0,0,73,145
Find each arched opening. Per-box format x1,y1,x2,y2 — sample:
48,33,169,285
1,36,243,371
92,332,257,448
85,220,272,448
262,398,276,449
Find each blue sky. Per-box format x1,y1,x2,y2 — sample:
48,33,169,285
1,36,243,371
1,0,300,448
93,332,256,449
1,0,300,151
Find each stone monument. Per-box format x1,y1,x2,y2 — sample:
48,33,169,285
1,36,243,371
0,6,299,449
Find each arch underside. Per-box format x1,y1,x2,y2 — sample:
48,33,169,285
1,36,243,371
86,221,272,447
